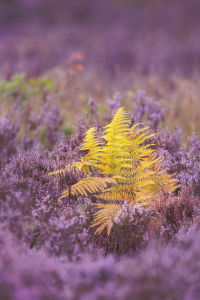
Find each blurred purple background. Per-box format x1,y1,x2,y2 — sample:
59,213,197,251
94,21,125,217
0,0,200,77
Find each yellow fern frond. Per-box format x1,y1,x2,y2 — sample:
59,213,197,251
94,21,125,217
49,168,66,176
95,190,133,202
58,177,117,202
48,159,93,177
50,107,180,236
100,107,130,175
80,127,102,162
91,203,121,235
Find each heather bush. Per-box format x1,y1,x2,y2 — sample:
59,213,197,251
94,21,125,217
149,186,200,242
0,179,96,260
107,92,122,116
89,185,200,255
0,74,65,166
0,106,61,166
157,131,200,196
179,132,200,189
1,138,81,207
65,227,200,300
2,225,200,299
0,103,22,165
7,149,66,202
89,205,152,256
29,204,92,259
133,90,166,131
41,100,63,146
0,228,68,300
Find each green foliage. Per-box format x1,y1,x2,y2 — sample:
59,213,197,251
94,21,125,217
51,107,180,235
60,123,73,136
0,73,56,108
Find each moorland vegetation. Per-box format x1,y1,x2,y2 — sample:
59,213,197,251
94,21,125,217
1,0,200,299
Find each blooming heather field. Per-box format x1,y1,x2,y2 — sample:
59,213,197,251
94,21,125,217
1,0,200,299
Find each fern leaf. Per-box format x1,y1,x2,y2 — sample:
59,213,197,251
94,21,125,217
91,203,121,235
49,168,66,176
58,177,117,202
80,127,102,162
50,107,180,236
95,190,133,202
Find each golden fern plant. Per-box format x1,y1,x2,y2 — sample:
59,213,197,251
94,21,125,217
50,107,180,235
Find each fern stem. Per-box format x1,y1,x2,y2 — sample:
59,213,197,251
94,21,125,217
68,186,71,204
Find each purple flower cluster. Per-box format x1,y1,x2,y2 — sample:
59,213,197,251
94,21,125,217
134,90,166,131
108,92,122,116
4,138,82,203
188,132,200,157
179,132,200,187
1,224,200,299
158,131,200,193
42,100,63,145
0,105,22,165
90,206,152,255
